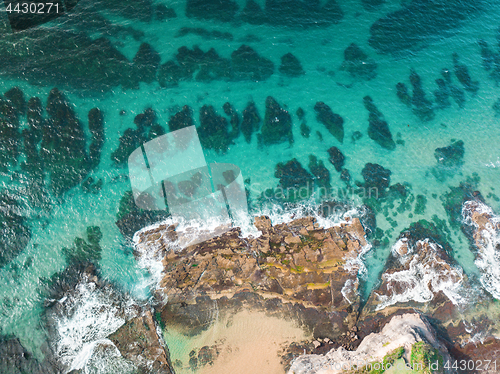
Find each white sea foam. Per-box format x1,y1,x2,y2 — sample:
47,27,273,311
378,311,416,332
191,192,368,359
51,274,137,374
462,200,500,300
376,239,465,310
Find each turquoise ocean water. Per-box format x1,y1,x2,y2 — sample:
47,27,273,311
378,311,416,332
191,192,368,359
1,0,500,370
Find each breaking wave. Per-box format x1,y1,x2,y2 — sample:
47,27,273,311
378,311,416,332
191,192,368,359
375,238,466,310
49,273,137,373
462,200,500,300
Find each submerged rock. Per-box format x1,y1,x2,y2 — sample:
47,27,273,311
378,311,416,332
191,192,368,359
259,96,293,145
223,102,240,138
0,29,133,91
327,146,345,172
168,105,194,132
279,53,305,77
240,0,266,24
154,4,177,21
88,108,104,171
132,42,161,85
42,88,90,196
115,190,170,240
0,97,21,171
453,53,479,94
369,0,481,54
111,107,162,166
314,102,344,143
434,78,451,109
241,101,261,143
4,87,26,117
308,155,331,191
275,158,314,192
340,43,377,80
157,60,189,88
409,70,435,122
396,82,411,107
195,48,232,82
300,122,311,138
111,128,143,166
363,96,396,150
361,163,391,193
0,335,57,374
434,140,464,168
478,39,497,71
231,45,274,81
186,0,239,22
198,105,232,153
0,191,31,269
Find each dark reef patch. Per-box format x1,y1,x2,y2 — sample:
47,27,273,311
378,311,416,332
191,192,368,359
340,43,377,80
259,96,293,145
231,45,274,81
0,29,133,91
241,102,261,143
186,0,239,23
279,53,305,77
369,0,482,54
314,102,344,144
363,96,395,150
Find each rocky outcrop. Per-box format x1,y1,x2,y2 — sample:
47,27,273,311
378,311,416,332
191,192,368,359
289,313,452,374
109,311,174,374
135,216,369,341
132,205,500,373
462,199,500,300
362,234,465,314
44,264,174,374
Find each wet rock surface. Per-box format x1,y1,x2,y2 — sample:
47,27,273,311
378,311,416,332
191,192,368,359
131,204,500,373
43,263,174,374
135,216,368,343
109,311,174,374
289,313,452,374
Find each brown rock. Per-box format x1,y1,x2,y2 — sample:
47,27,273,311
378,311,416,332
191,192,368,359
108,311,174,374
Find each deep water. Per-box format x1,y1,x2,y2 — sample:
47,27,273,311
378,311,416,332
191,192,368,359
1,0,500,372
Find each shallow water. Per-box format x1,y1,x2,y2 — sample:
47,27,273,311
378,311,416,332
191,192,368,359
1,0,500,371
